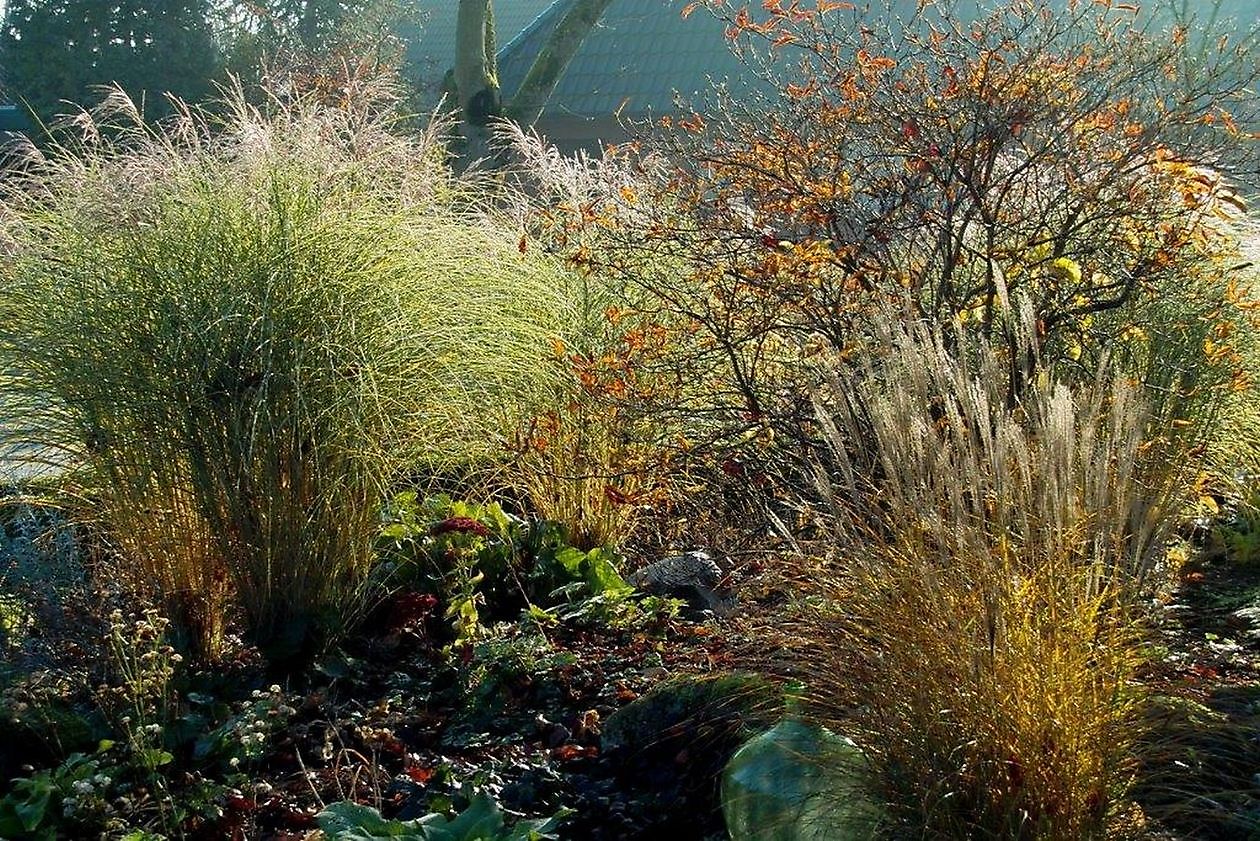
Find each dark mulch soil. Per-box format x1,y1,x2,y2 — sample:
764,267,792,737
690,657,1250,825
191,613,747,841
9,525,1260,839
209,551,1260,840
1137,550,1260,840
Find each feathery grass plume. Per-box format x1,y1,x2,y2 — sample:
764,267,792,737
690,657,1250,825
0,82,591,666
799,301,1207,839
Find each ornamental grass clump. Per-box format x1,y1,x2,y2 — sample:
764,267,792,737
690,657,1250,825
801,308,1206,839
0,83,589,666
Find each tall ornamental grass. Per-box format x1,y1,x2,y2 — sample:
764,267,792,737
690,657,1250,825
0,84,589,665
801,305,1205,839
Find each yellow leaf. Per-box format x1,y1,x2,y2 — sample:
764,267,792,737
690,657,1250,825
1049,257,1083,286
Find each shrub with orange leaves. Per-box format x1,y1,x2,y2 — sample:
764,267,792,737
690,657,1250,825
502,124,768,551
570,0,1260,439
508,308,680,551
509,7,1260,832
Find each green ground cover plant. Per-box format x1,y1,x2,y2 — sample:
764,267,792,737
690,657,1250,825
317,792,570,841
376,491,636,643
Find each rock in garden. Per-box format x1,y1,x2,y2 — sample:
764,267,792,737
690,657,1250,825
628,550,733,615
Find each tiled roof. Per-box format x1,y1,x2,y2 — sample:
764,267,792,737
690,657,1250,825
497,0,751,120
402,1,557,91
490,0,1256,122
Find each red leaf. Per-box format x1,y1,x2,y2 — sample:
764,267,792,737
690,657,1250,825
405,764,436,784
552,744,599,761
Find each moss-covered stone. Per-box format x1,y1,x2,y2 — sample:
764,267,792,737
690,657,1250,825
600,672,784,837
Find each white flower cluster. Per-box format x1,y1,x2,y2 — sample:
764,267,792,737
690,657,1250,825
61,772,113,818
228,686,296,762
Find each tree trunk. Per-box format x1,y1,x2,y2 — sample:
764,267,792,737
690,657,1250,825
455,0,502,128
507,0,615,127
299,0,323,51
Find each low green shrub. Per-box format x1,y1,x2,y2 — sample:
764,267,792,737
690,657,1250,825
317,792,569,841
376,492,631,642
1136,693,1260,838
601,673,785,837
0,752,113,840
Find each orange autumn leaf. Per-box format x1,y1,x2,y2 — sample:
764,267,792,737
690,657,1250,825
404,765,435,785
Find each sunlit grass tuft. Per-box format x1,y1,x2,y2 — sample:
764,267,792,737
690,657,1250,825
0,83,592,665
799,308,1205,839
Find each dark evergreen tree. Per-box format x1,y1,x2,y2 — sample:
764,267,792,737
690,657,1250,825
0,0,221,124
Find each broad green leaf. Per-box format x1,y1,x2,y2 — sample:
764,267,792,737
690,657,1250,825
441,792,506,839
506,806,575,840
553,547,586,576
582,549,631,595
316,801,433,839
9,775,54,832
139,748,174,768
